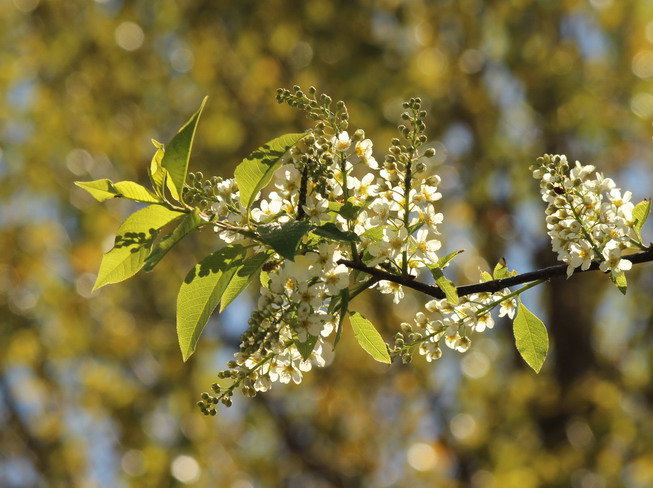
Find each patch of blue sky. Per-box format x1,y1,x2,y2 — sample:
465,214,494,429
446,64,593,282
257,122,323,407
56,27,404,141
483,63,526,110
561,12,611,62
0,190,61,228
442,123,474,157
617,158,653,200
3,120,34,145
6,79,36,111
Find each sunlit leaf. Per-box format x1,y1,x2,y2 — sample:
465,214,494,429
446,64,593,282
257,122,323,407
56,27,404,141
144,209,206,271
75,179,118,202
513,301,548,373
161,97,208,199
234,133,306,211
430,267,459,305
633,199,650,241
113,181,161,203
436,250,463,269
177,245,247,361
611,272,628,295
349,311,391,364
93,205,184,290
219,251,271,311
493,258,509,280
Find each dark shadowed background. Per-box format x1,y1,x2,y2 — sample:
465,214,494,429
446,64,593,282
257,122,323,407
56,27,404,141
2,0,653,486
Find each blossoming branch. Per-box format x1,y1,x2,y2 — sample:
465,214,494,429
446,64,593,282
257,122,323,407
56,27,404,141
75,87,652,415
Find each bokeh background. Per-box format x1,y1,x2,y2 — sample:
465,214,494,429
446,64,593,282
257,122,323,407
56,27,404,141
2,0,653,486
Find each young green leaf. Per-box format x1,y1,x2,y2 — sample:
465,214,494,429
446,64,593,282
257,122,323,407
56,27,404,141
177,245,247,361
75,179,161,204
149,140,167,196
611,272,628,295
144,209,206,271
312,222,360,242
257,220,313,260
512,301,549,373
161,97,208,199
360,226,384,242
493,258,509,280
338,201,362,220
633,199,650,241
234,133,306,211
219,251,271,311
93,205,184,290
260,270,270,287
436,249,464,269
480,270,493,282
75,179,119,202
349,311,391,364
113,181,161,203
333,288,349,348
430,267,459,305
295,334,319,361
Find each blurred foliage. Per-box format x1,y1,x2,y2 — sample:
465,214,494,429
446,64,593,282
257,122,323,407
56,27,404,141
1,0,653,486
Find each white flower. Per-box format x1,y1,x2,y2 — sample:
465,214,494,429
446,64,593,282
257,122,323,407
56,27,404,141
599,240,632,275
411,228,441,264
498,297,517,319
332,131,351,151
355,139,378,169
302,195,330,224
323,264,350,295
377,280,404,304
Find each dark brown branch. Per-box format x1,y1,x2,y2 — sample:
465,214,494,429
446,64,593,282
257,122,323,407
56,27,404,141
339,246,653,299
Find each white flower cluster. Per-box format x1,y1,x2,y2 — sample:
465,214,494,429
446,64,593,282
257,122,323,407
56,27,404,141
195,94,450,413
400,286,517,363
532,154,639,280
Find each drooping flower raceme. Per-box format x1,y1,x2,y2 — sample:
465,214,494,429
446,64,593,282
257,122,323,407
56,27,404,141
531,154,643,282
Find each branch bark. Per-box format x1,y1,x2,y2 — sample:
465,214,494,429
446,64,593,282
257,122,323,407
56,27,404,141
338,246,653,299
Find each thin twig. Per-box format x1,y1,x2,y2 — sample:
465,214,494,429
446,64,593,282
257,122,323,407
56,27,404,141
338,246,653,299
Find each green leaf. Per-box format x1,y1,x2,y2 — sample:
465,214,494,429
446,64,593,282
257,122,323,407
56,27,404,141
633,199,650,240
480,270,493,282
257,220,313,260
260,270,270,287
338,201,361,220
177,245,248,361
75,179,118,202
219,251,271,311
430,267,459,305
333,288,349,348
493,258,509,280
144,209,206,271
512,302,549,373
149,140,167,196
234,133,306,211
349,311,391,364
361,226,384,241
113,181,161,203
295,334,319,361
93,205,184,290
436,249,464,269
161,97,208,199
75,179,162,204
611,272,628,295
312,222,360,242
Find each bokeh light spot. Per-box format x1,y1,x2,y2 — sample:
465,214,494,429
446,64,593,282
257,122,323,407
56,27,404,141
171,455,201,483
407,442,437,471
115,22,145,51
